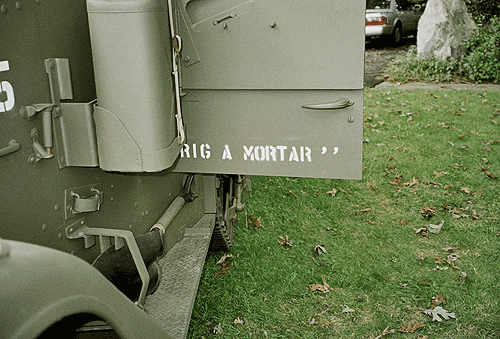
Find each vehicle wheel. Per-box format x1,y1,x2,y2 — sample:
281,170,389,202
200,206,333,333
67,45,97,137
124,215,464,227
209,175,237,252
391,25,402,46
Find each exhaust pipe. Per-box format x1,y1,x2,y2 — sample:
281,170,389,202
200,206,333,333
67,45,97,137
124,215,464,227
92,175,196,301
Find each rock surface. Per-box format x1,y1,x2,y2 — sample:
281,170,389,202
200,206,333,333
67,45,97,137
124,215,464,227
417,0,476,60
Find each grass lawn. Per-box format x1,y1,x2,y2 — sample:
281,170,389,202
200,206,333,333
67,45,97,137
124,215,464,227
188,89,500,339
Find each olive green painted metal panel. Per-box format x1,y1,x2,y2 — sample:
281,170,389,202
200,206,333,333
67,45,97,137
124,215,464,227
174,0,365,179
0,0,206,263
177,0,366,90
87,0,182,172
174,89,363,179
0,239,172,339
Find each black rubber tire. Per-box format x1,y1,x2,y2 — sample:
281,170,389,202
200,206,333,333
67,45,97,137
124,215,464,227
391,25,402,46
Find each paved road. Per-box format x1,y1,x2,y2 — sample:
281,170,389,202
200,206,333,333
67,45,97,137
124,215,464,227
364,38,413,88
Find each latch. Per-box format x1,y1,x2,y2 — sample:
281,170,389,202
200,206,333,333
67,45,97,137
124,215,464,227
19,58,98,168
28,128,53,163
19,58,72,163
64,184,103,220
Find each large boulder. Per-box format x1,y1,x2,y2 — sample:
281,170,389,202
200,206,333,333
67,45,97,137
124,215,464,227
417,0,476,60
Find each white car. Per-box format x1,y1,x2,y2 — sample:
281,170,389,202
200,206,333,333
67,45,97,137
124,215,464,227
366,0,425,45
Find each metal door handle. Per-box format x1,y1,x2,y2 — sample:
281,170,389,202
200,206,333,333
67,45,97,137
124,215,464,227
0,140,21,158
301,98,354,110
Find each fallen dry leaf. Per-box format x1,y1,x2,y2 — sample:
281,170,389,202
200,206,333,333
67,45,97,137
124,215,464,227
373,325,396,339
216,253,234,265
433,171,449,178
277,235,293,247
430,295,447,308
458,271,468,279
420,203,437,219
426,220,445,234
399,321,425,333
288,189,298,198
341,305,355,313
233,317,244,325
313,244,328,256
435,257,460,270
326,187,351,196
424,306,456,322
248,213,263,228
460,187,472,194
213,323,223,334
357,208,372,215
215,261,233,277
403,177,419,187
414,227,428,237
310,276,331,293
482,167,498,180
389,175,403,186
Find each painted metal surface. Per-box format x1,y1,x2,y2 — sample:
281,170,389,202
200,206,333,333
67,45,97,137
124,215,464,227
0,0,203,262
174,0,365,179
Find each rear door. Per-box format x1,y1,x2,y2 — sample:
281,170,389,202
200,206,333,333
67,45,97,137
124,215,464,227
173,0,365,179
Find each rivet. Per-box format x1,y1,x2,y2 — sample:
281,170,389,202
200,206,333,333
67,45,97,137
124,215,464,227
110,197,114,201
145,210,149,216
348,116,355,124
42,223,48,231
270,21,277,28
1,5,7,14
54,204,60,212
69,227,74,233
223,23,228,29
15,2,21,10
184,56,191,62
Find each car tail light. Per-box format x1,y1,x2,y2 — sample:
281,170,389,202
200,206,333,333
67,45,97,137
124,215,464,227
366,16,388,26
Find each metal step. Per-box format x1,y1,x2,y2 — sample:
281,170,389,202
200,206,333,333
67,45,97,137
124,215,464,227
144,214,215,339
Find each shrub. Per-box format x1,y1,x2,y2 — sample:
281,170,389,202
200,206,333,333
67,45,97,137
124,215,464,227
465,0,500,24
386,46,461,83
460,17,500,83
386,19,500,84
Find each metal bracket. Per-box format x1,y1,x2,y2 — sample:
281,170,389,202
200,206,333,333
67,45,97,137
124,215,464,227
18,58,98,168
28,128,53,164
64,183,102,220
65,219,150,308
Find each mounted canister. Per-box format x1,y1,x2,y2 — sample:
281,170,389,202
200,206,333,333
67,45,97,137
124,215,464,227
87,0,183,172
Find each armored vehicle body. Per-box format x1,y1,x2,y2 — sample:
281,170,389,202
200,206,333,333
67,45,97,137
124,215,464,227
0,1,365,338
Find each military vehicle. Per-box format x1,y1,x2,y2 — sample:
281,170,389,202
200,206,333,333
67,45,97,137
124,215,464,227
0,1,365,338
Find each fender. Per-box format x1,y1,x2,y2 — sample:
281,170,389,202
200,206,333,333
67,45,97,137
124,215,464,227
0,239,172,339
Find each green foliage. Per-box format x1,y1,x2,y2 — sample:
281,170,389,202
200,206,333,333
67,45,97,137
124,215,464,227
461,18,500,83
465,0,500,24
387,46,461,83
387,19,500,84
